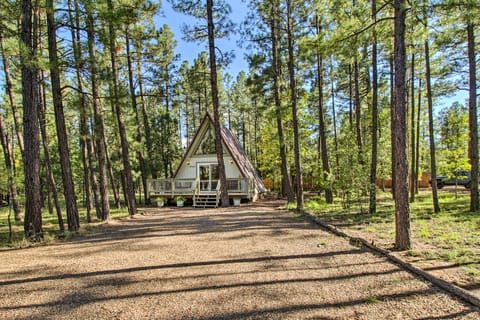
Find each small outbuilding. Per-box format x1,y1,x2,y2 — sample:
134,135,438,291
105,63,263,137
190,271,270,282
147,113,266,207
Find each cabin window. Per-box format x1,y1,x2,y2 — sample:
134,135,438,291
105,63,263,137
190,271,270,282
195,124,216,155
198,163,219,191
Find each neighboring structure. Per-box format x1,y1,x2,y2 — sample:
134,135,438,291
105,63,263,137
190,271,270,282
147,113,266,207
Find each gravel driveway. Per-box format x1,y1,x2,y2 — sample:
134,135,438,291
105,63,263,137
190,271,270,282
1,199,479,319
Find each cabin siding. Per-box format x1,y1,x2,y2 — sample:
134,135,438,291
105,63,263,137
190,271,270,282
175,154,241,180
175,162,196,179
225,159,242,178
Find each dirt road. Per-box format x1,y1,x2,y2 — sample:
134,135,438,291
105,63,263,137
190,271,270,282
0,200,478,319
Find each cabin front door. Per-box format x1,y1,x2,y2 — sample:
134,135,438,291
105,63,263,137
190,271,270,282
198,163,219,192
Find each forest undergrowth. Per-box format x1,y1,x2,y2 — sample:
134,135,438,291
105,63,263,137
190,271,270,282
304,189,480,286
0,206,130,249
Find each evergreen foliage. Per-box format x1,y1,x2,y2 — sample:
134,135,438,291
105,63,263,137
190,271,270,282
0,0,477,248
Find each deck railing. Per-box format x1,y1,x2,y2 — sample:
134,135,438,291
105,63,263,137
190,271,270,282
225,178,249,193
148,178,250,197
147,178,196,197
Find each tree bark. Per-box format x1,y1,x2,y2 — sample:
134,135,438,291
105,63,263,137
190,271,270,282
38,72,64,232
68,0,93,221
86,2,110,221
270,0,295,203
21,0,43,240
106,0,136,216
354,57,363,164
315,15,333,204
207,0,229,207
87,138,102,218
0,109,21,221
425,35,441,213
331,58,340,169
369,0,378,214
390,55,395,198
415,77,421,194
467,22,479,212
136,49,153,181
410,51,416,203
393,0,411,250
46,0,80,232
126,29,148,204
286,0,303,210
348,64,354,129
105,146,121,209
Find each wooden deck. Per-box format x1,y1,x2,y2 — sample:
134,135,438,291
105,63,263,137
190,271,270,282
147,178,253,200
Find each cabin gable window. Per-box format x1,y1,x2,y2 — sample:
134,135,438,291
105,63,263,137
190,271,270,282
195,124,217,155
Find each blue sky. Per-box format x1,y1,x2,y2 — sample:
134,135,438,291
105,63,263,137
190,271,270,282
157,1,249,77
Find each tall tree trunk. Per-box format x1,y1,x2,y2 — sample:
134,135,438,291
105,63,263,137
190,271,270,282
348,64,354,129
39,72,64,232
467,22,479,212
0,111,21,221
410,51,416,203
286,0,303,210
105,145,121,208
270,0,295,202
87,138,102,218
424,25,441,213
136,51,153,181
106,0,136,216
369,0,378,214
46,0,79,232
206,0,229,207
415,77,421,194
354,56,363,164
315,15,333,204
126,29,148,204
331,58,340,169
0,33,22,220
390,55,395,198
21,0,42,240
0,32,21,220
167,67,175,178
0,33,25,157
393,0,411,250
86,2,110,221
68,0,93,221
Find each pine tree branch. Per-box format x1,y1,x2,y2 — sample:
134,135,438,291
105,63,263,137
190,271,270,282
339,17,395,42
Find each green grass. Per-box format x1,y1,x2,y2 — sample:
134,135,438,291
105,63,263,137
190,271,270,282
305,190,480,276
365,295,381,303
0,204,130,249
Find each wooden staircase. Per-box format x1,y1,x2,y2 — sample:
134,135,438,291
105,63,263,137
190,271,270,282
193,193,219,208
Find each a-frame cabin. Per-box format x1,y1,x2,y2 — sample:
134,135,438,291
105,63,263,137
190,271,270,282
147,113,266,207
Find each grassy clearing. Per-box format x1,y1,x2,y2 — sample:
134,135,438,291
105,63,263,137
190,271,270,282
0,205,130,249
304,189,480,276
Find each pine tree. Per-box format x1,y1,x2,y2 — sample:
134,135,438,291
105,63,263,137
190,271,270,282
286,0,303,210
21,0,42,240
423,2,441,213
369,0,379,214
85,0,110,221
46,0,80,232
467,20,479,212
393,0,411,250
171,0,235,206
105,0,136,216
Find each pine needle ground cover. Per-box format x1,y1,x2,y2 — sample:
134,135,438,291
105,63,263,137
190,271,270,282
305,190,480,295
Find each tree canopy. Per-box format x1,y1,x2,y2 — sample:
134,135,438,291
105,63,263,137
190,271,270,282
0,0,478,249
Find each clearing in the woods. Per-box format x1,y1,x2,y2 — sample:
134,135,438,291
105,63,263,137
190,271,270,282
0,199,479,319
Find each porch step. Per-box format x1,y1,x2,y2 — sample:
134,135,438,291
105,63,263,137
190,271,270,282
193,194,219,208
